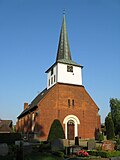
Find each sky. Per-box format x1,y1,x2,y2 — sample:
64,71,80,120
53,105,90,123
0,0,120,124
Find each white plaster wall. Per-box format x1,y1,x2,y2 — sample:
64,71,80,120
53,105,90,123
47,65,57,89
57,63,82,85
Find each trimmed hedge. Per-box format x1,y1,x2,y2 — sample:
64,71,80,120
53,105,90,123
0,133,21,144
47,119,65,142
88,150,120,158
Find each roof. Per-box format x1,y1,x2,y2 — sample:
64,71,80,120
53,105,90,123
56,15,72,61
0,120,13,133
45,60,83,73
46,15,82,73
17,88,49,119
56,15,82,67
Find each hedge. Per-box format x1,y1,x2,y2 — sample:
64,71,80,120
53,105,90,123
88,150,120,158
0,133,21,144
47,119,65,142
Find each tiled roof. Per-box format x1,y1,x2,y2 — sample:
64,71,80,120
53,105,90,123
17,88,49,119
0,120,13,133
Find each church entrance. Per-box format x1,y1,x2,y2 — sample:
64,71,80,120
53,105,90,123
67,120,74,140
63,115,80,140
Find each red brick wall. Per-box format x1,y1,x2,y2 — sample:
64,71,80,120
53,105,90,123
17,83,101,140
36,83,101,140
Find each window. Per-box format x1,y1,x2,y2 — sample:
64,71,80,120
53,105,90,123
54,75,55,82
72,99,75,107
68,99,70,107
49,79,50,86
51,77,53,84
51,68,53,75
67,65,73,72
68,99,75,107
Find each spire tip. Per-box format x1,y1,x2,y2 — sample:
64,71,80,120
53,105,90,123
63,9,66,15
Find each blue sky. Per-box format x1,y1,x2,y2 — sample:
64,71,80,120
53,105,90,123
0,0,120,124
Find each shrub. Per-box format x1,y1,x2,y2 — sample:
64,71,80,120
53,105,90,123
105,113,115,140
47,119,65,142
96,144,102,151
52,151,64,158
88,150,120,158
115,138,120,150
98,133,104,142
88,150,108,157
39,142,51,152
0,133,21,144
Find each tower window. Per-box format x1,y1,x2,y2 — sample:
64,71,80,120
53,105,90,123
68,99,70,107
51,77,53,84
49,79,50,86
54,75,56,82
51,68,53,75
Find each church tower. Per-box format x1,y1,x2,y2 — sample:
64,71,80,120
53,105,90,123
46,15,83,89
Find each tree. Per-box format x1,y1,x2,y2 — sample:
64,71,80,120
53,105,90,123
110,98,120,135
98,132,104,142
47,119,65,142
105,112,115,140
12,125,16,133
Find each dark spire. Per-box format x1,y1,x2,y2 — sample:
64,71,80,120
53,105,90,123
45,15,83,74
56,15,72,62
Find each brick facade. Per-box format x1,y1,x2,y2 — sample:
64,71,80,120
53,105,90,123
16,83,101,141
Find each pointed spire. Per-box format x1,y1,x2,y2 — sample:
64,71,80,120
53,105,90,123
56,15,72,62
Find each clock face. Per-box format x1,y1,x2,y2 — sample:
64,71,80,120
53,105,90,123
67,65,73,72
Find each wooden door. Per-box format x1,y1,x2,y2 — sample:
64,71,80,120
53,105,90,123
67,120,74,140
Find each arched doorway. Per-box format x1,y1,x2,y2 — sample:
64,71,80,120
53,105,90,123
63,115,80,140
67,120,74,140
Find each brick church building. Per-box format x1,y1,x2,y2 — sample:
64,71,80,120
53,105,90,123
16,15,101,141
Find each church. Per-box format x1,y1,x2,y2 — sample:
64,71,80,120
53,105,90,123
16,15,101,141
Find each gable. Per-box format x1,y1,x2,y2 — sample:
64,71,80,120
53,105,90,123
37,83,99,112
0,120,13,133
17,82,99,119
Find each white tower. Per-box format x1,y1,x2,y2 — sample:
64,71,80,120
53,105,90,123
46,15,83,90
